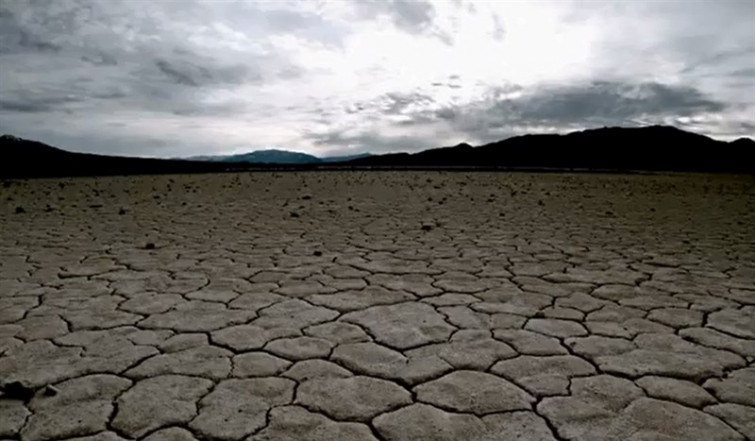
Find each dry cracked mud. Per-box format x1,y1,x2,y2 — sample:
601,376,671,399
1,171,754,441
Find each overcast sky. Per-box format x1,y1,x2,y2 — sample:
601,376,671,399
1,0,753,157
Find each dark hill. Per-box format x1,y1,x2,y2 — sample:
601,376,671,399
0,135,233,178
348,126,754,173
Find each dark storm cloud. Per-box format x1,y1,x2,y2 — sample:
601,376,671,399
517,82,725,122
418,81,729,141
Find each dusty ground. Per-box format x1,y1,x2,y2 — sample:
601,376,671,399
1,171,754,441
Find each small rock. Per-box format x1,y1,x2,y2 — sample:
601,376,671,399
43,385,59,396
421,224,433,231
290,212,299,218
145,243,156,250
118,208,126,215
15,206,24,214
313,250,323,257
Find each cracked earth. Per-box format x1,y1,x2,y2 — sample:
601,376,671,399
1,171,754,441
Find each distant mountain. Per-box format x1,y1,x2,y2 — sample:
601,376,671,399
320,153,373,163
185,150,372,164
2,126,753,178
347,126,755,173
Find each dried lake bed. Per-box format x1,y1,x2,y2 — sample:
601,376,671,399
1,171,754,440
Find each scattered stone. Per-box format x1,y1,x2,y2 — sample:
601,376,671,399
43,385,58,396
145,243,155,250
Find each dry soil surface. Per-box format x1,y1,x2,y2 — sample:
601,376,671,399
1,171,754,441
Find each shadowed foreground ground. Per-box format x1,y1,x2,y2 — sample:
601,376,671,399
1,171,754,441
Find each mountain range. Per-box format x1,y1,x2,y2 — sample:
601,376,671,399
184,150,372,164
350,125,755,172
1,125,753,178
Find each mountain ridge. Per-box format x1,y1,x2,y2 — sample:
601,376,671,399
2,126,753,178
348,125,755,173
183,149,372,164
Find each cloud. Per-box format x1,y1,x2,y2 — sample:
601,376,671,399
0,0,752,156
351,0,452,44
308,129,438,156
370,81,731,144
154,57,253,88
515,82,725,122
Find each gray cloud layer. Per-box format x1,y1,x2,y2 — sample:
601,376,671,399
0,0,752,156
